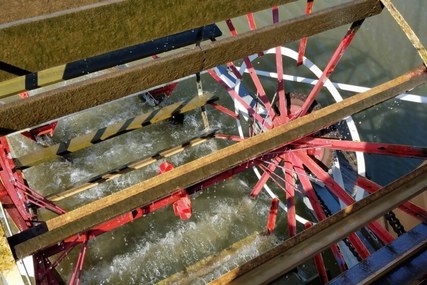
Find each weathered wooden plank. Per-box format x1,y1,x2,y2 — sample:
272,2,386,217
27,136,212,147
0,0,297,81
0,0,383,133
211,164,427,285
11,65,427,259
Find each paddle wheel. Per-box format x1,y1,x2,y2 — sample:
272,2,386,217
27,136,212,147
1,1,427,284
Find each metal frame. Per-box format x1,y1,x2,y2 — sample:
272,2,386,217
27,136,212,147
1,1,427,284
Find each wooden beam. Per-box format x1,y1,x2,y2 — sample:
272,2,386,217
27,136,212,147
381,0,427,66
11,65,427,259
0,0,383,133
211,164,427,285
0,0,297,81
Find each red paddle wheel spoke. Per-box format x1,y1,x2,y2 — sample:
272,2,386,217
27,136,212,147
297,0,315,66
357,175,427,223
250,157,281,198
208,69,272,128
242,57,276,119
271,6,288,118
298,151,395,244
298,20,365,117
295,137,427,158
290,153,347,272
225,18,276,120
282,154,296,237
297,151,354,204
347,233,370,260
305,222,329,283
69,236,88,285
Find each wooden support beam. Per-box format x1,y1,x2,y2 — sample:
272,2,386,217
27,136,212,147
381,0,427,66
10,65,427,259
0,0,297,81
211,164,427,285
0,0,383,133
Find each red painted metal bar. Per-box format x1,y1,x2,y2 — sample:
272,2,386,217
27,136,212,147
226,62,243,80
282,154,296,237
297,151,371,257
0,137,32,230
298,151,395,245
272,6,279,23
43,189,188,257
290,153,347,272
209,102,239,119
214,133,245,142
225,18,275,119
305,222,329,284
297,0,315,66
258,160,294,194
298,151,394,243
149,82,178,98
275,46,287,119
34,252,60,285
21,122,58,141
297,151,354,205
208,69,272,128
14,180,66,215
348,232,370,260
272,7,288,118
0,183,28,231
290,154,326,220
267,198,279,234
223,19,246,80
42,241,76,278
298,20,365,117
226,19,238,36
250,157,281,198
294,137,427,158
366,220,394,245
69,236,88,285
243,57,276,119
357,175,427,223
